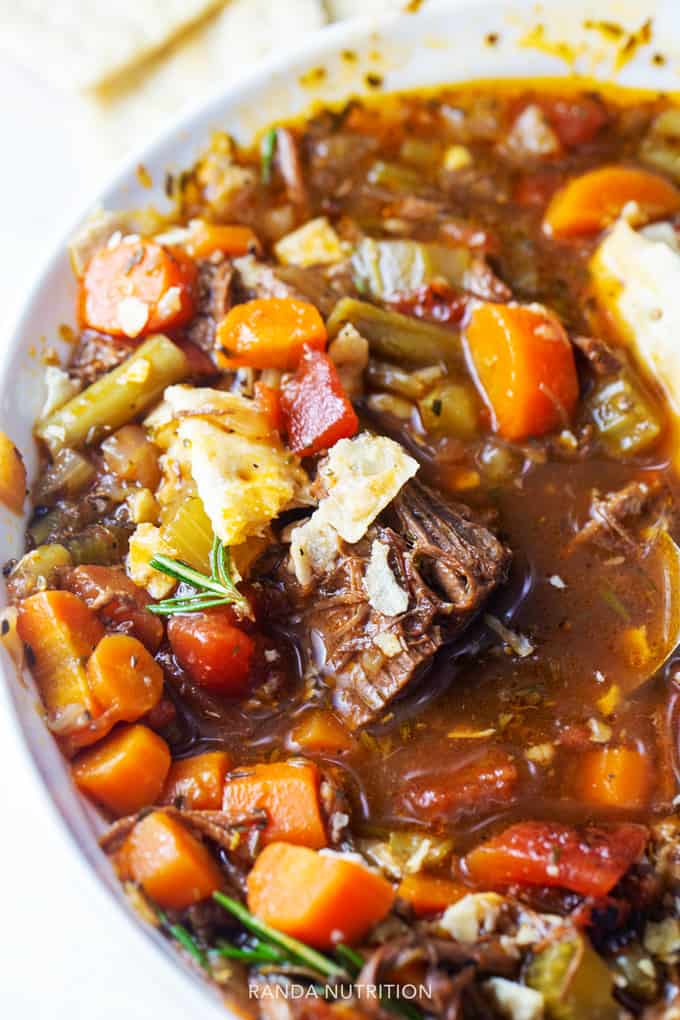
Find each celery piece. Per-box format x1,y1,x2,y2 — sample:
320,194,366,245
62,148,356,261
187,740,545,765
525,935,618,1020
419,381,479,438
161,496,213,573
367,160,422,190
352,238,474,301
6,544,72,601
589,374,662,456
34,448,95,503
327,298,460,367
36,335,189,454
399,138,443,167
67,525,131,566
367,361,445,400
640,108,680,182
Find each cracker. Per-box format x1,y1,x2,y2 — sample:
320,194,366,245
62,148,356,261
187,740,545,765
0,0,224,90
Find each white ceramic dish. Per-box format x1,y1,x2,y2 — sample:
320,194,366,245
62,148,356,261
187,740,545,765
3,0,680,1010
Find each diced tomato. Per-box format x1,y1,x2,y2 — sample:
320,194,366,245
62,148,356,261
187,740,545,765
465,821,648,898
402,749,518,822
539,95,608,149
254,381,284,433
388,282,469,326
281,346,358,457
79,239,197,338
168,609,255,694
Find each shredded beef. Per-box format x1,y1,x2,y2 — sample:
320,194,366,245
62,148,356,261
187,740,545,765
571,479,662,552
280,480,510,728
234,254,354,317
572,334,622,377
185,256,234,352
69,330,137,385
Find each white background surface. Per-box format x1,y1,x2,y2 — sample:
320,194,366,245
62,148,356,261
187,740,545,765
0,54,215,1019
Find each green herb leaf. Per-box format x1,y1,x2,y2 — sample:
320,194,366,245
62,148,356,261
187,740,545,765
261,127,277,185
213,892,345,978
158,911,209,970
149,536,250,617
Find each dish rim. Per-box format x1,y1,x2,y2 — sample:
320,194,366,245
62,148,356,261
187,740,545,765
1,0,673,1011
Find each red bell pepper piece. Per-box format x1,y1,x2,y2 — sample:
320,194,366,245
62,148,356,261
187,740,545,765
465,820,648,898
281,346,358,457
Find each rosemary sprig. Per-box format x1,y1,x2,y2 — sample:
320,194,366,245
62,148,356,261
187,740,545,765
213,892,345,979
157,910,209,970
261,127,277,185
148,537,250,617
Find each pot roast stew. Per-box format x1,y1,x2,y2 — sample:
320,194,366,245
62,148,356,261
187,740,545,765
5,81,680,1019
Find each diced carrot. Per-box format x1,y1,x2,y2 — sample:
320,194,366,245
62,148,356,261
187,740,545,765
247,842,395,948
570,746,652,811
79,239,197,337
215,298,327,370
162,751,232,810
281,347,359,457
397,874,467,917
222,761,327,848
125,809,223,909
290,710,354,754
61,564,163,653
464,302,579,440
254,381,284,433
86,633,164,722
72,723,170,816
167,610,254,694
543,166,680,238
402,748,518,822
185,221,260,259
17,590,104,721
0,430,26,514
465,820,648,897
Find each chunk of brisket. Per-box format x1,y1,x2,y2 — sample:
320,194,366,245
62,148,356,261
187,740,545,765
281,479,510,728
571,479,662,552
185,256,234,352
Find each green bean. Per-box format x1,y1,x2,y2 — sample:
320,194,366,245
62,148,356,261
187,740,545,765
36,335,189,454
418,381,480,438
640,108,680,182
588,374,662,456
327,298,461,367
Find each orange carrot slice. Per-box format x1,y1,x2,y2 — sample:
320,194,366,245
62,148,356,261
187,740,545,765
247,842,394,948
397,874,467,917
222,761,327,848
0,431,26,514
464,302,579,440
570,746,651,810
79,239,197,337
72,724,170,816
86,633,164,722
185,221,260,258
125,809,223,909
162,751,232,810
18,590,104,722
544,166,680,238
216,298,326,370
